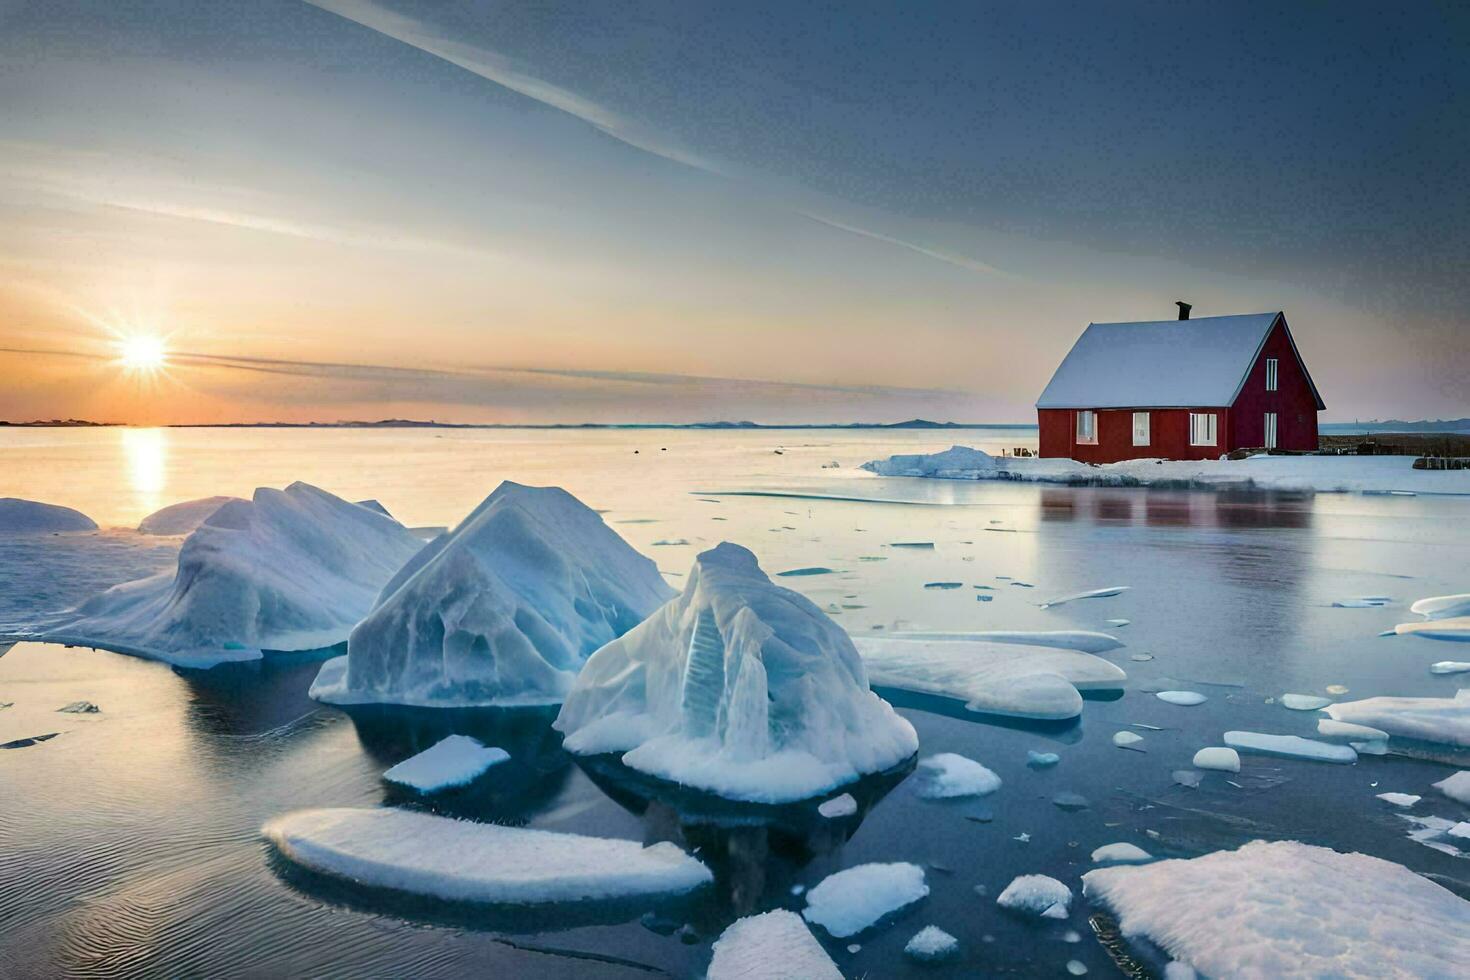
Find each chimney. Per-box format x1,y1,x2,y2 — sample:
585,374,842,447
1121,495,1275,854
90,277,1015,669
1176,301,1192,320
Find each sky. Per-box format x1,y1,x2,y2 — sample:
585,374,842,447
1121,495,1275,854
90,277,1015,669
2,0,1467,424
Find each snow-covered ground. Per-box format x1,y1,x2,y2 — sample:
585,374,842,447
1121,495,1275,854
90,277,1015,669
862,445,1470,494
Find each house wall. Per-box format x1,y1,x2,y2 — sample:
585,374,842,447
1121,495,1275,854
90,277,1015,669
1039,408,1231,462
1228,318,1320,452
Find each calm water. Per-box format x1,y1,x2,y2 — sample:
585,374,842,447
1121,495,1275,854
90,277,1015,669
2,427,1469,978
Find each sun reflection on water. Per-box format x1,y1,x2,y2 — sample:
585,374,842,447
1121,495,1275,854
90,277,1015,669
121,427,168,515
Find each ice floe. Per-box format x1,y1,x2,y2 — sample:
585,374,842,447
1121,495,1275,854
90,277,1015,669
1393,617,1470,642
1412,594,1470,621
904,925,959,962
802,862,928,937
1223,731,1357,763
708,910,842,980
1434,771,1470,804
1039,586,1129,609
1280,693,1332,711
264,806,711,903
381,735,509,793
1091,843,1152,864
1325,690,1470,748
1315,718,1388,743
1112,731,1144,749
311,482,674,708
818,793,858,818
42,483,424,668
914,752,1001,799
856,636,1125,721
1027,750,1060,768
0,498,97,533
136,496,243,535
1376,792,1420,807
555,543,917,803
1191,747,1240,772
996,874,1071,918
1332,596,1392,608
1431,662,1470,675
887,629,1124,654
1082,840,1470,978
1156,691,1207,706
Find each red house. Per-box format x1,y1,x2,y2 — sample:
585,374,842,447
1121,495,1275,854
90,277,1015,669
1036,308,1324,463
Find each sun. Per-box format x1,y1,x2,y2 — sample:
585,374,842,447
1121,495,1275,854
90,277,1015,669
117,335,168,371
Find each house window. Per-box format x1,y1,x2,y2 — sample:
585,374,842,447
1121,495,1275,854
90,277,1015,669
1189,412,1218,446
1076,410,1097,444
1132,411,1150,446
1265,357,1278,392
1264,412,1278,449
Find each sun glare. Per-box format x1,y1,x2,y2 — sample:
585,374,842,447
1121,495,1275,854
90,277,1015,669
118,335,168,371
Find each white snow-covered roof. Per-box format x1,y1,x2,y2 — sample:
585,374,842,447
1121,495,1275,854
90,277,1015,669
1036,312,1321,409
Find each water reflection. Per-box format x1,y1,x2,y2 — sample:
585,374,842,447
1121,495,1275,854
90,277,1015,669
120,427,168,517
1039,488,1315,529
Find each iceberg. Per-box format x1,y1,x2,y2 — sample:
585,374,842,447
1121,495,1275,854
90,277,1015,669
555,543,917,803
1324,690,1470,748
1191,747,1240,772
904,925,959,962
914,752,1001,799
1082,840,1470,978
136,496,243,535
1435,771,1470,804
996,874,1071,917
42,483,424,668
263,807,711,904
708,910,842,980
886,629,1124,654
311,483,674,708
856,636,1125,721
381,735,509,793
0,498,97,533
802,862,928,938
1412,594,1470,621
1223,731,1357,764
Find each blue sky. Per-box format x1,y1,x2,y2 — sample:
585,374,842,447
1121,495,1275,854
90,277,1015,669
2,0,1466,423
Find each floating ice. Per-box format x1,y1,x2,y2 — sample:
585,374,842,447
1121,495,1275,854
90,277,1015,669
779,567,833,577
1332,597,1391,608
1027,750,1060,768
381,735,509,793
137,496,243,535
1316,719,1387,743
1092,843,1152,864
43,483,424,668
818,793,858,818
915,752,1001,799
1325,690,1470,748
1433,771,1470,804
1192,747,1240,772
1376,792,1420,807
888,629,1124,654
1412,594,1470,621
56,700,99,713
904,925,959,963
1156,691,1207,706
1053,791,1089,811
1082,840,1470,978
1280,693,1332,711
1393,618,1470,642
1039,586,1130,609
555,544,917,803
802,862,928,938
1112,731,1144,748
0,498,97,533
1223,731,1357,763
1067,961,1088,976
1172,770,1204,788
312,483,674,708
263,807,711,903
857,636,1125,721
996,874,1071,917
708,910,842,980
1106,618,1130,627
1431,662,1470,675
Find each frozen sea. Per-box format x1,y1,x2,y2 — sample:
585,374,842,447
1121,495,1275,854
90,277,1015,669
2,426,1469,978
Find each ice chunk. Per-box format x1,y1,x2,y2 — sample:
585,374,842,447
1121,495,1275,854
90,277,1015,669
1092,843,1152,864
1192,747,1240,772
1156,691,1206,706
381,735,509,793
43,483,424,668
1027,750,1060,768
861,445,1001,478
1434,771,1470,804
818,793,858,818
708,910,842,980
1376,792,1420,807
1412,594,1470,621
1106,618,1130,627
137,496,243,535
1223,731,1357,763
857,636,1125,721
1112,731,1144,748
1039,586,1130,609
1393,617,1470,641
1325,690,1470,747
0,498,97,533
1316,718,1388,743
997,874,1071,917
56,700,100,713
904,925,959,962
263,807,711,903
1332,597,1391,608
888,629,1124,654
1083,840,1470,978
1431,662,1470,675
312,483,674,708
802,863,928,938
1280,693,1332,711
555,544,917,803
915,752,1001,799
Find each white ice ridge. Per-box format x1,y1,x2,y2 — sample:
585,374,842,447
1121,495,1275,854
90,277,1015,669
862,445,1470,494
802,862,929,938
708,910,842,980
1325,690,1470,748
914,752,1001,799
136,496,243,535
0,497,97,533
42,483,424,668
855,636,1126,721
886,629,1124,654
311,482,674,708
1223,731,1357,763
555,543,918,803
997,875,1071,918
1039,586,1129,609
1082,840,1470,979
1411,594,1470,621
262,807,711,904
381,735,509,793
